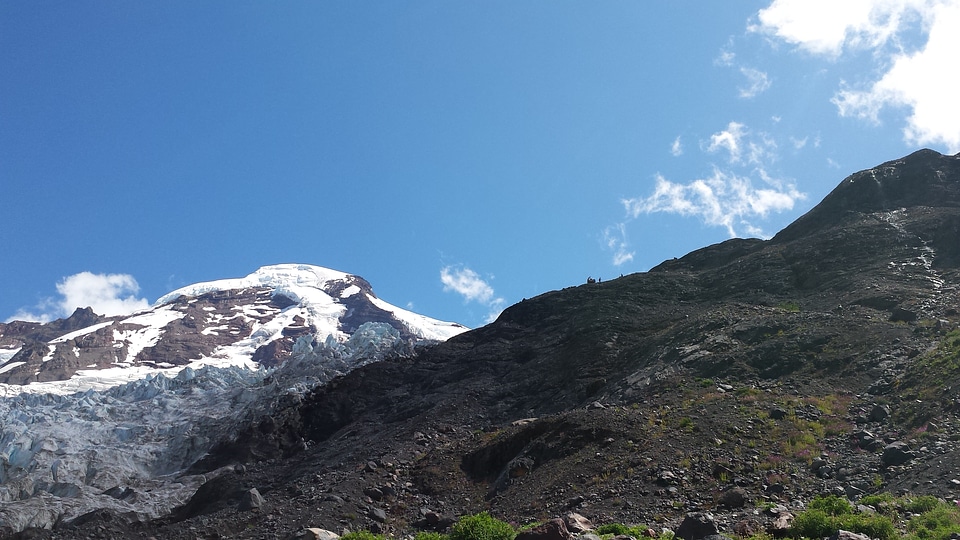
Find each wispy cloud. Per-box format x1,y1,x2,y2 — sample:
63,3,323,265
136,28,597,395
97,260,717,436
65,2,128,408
705,121,748,162
602,121,805,263
755,0,960,152
739,67,772,98
671,136,684,156
603,223,635,266
6,272,150,323
623,167,803,238
716,41,772,99
440,265,506,324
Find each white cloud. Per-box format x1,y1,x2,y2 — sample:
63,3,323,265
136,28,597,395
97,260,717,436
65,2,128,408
832,2,960,150
756,0,960,152
622,167,804,238
671,136,684,156
615,121,805,240
602,224,635,266
739,67,772,98
6,272,149,323
6,308,54,324
705,122,747,163
440,265,506,323
754,0,916,57
715,48,736,67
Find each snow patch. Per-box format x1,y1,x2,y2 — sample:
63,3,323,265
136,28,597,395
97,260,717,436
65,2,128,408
155,264,350,305
0,362,24,375
367,294,467,341
49,322,114,344
112,307,184,364
340,284,361,298
0,347,21,365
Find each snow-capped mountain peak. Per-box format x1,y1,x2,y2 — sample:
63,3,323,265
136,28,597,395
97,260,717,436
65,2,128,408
0,264,467,394
155,264,352,306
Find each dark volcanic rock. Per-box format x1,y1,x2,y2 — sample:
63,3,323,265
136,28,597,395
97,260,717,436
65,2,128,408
882,441,914,467
676,512,719,540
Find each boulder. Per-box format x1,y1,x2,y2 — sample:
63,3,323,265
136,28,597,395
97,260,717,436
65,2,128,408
868,404,891,422
369,507,387,523
515,518,573,540
732,519,763,537
853,430,881,452
828,531,872,540
563,512,594,533
770,512,794,533
676,512,719,540
718,487,747,508
238,488,264,511
769,408,788,420
291,529,340,540
882,441,914,467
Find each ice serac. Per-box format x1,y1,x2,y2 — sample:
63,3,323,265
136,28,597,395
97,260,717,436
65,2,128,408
0,264,468,532
0,263,468,391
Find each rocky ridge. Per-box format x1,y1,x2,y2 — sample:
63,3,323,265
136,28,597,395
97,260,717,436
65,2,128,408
6,149,960,539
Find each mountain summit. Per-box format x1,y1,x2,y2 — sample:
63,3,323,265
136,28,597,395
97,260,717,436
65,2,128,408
0,264,466,392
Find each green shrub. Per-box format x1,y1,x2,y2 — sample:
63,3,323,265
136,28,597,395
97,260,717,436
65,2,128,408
839,513,897,540
905,495,943,514
808,494,853,516
792,509,836,539
905,503,960,540
415,532,448,540
792,497,896,540
860,493,896,507
449,512,516,540
596,523,648,539
341,532,387,540
860,493,899,518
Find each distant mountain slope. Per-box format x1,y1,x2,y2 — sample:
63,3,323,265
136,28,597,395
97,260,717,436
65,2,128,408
0,263,467,392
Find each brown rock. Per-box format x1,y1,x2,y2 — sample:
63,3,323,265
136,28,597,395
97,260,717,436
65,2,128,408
771,512,794,532
515,518,573,540
563,512,594,533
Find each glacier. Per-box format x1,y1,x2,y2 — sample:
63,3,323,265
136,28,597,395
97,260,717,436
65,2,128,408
0,321,423,531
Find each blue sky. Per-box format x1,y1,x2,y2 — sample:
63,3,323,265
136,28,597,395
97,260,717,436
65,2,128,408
3,1,959,329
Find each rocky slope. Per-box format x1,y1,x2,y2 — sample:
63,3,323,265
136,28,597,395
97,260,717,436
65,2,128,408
7,149,960,539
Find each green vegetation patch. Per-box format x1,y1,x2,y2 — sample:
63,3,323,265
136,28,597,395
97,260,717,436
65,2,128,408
898,329,960,426
792,495,896,540
596,523,649,539
449,512,516,540
342,532,388,540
